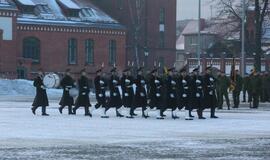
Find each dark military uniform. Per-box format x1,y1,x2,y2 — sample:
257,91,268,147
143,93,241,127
165,69,178,119
133,68,148,118
94,74,107,109
232,74,243,108
249,73,262,108
74,75,91,116
203,71,218,118
216,74,230,110
148,70,164,118
189,72,205,119
242,75,250,102
59,75,75,114
107,69,123,117
121,72,135,117
260,73,270,102
32,75,49,116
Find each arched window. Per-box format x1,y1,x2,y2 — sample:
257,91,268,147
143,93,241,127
23,37,40,63
68,38,77,64
85,39,94,64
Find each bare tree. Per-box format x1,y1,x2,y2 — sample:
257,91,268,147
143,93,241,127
211,0,269,71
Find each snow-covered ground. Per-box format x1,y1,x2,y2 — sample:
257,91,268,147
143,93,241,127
0,79,270,159
0,99,270,159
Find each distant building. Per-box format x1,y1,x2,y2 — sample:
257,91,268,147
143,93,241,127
92,0,177,70
0,0,126,79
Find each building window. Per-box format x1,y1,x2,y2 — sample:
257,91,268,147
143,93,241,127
17,67,27,79
68,38,77,64
159,8,165,24
159,31,165,48
158,57,165,70
136,0,142,9
85,39,94,65
117,0,124,10
23,37,40,63
109,40,117,65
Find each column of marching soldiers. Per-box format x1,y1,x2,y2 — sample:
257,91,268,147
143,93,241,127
30,64,264,120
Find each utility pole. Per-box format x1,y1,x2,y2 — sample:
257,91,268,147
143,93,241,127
241,0,246,77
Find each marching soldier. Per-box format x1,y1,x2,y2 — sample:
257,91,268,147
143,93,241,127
94,67,108,118
232,70,243,108
59,69,75,115
216,71,230,110
31,68,49,116
107,67,124,117
121,67,135,118
178,67,192,120
203,66,218,118
149,68,165,119
249,70,262,108
133,67,149,118
189,67,205,119
165,67,179,119
73,69,92,116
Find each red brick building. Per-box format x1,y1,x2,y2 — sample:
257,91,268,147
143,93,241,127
0,0,126,79
92,0,177,70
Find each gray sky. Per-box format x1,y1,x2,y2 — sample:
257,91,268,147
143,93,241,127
177,0,214,20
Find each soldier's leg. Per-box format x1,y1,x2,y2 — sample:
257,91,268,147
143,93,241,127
116,106,124,117
210,98,218,118
84,106,91,117
31,106,38,115
41,106,49,116
237,92,241,107
224,91,230,110
68,105,73,115
59,105,65,114
243,89,246,102
232,91,237,108
72,105,79,115
253,94,259,108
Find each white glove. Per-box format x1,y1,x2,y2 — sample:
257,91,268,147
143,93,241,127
182,94,187,98
99,80,104,85
171,81,176,85
156,93,161,97
125,79,130,83
41,85,46,89
182,80,187,84
99,94,103,97
184,86,189,90
124,93,129,97
196,93,200,98
141,80,145,84
113,93,117,96
170,94,175,98
113,80,117,84
140,93,145,97
155,80,160,84
82,92,86,95
198,86,202,89
209,91,213,95
196,80,201,84
65,87,69,91
210,77,214,82
83,86,87,89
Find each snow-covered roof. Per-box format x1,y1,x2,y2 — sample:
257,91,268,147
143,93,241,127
0,0,17,10
16,0,35,6
13,0,124,30
57,0,80,10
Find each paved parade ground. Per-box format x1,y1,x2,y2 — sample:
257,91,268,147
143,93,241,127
0,98,270,160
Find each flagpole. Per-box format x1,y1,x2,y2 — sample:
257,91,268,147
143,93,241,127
197,0,201,68
241,0,246,77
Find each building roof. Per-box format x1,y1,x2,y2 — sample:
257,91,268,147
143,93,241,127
0,0,17,10
0,0,125,30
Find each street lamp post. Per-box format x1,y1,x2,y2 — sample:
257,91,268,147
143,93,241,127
197,0,201,67
241,0,246,77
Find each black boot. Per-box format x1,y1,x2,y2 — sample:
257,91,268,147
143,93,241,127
68,106,73,115
31,107,36,115
130,108,137,116
72,107,77,115
210,107,218,118
116,109,124,117
42,106,49,116
197,110,206,119
84,106,92,117
59,106,64,114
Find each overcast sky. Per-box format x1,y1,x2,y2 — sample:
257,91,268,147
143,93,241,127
177,0,214,20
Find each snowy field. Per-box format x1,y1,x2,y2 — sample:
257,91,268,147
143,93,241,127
0,79,270,159
0,98,270,160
